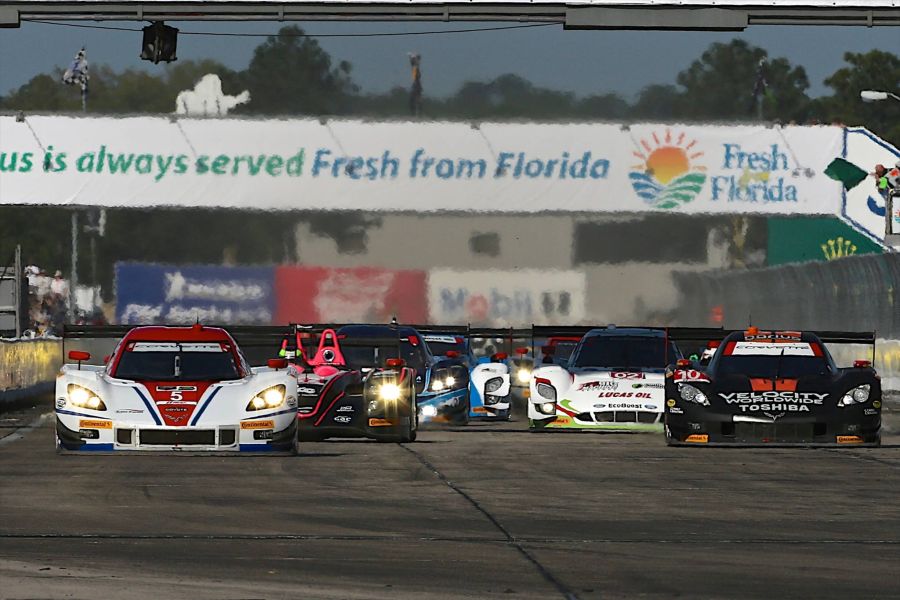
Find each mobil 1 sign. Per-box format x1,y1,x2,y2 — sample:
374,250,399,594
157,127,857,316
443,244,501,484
428,269,585,326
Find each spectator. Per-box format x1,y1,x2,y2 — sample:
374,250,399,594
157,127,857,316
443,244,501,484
50,270,69,299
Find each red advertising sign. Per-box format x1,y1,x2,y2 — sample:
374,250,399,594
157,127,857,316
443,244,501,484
274,266,427,324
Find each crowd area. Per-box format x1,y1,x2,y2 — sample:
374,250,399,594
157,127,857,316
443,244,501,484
24,266,69,337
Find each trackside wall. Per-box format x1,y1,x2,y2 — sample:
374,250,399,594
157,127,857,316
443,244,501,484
0,338,62,405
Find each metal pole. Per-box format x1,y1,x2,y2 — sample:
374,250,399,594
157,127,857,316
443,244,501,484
70,211,78,323
14,244,22,337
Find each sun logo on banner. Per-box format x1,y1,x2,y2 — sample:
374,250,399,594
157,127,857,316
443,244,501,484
629,130,707,209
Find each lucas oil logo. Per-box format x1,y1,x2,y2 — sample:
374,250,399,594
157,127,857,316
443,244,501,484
629,129,706,210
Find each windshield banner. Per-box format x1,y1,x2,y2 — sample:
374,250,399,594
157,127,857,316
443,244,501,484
0,116,845,214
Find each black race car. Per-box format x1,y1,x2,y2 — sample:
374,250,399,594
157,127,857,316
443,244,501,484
292,325,420,442
665,328,881,446
291,323,469,441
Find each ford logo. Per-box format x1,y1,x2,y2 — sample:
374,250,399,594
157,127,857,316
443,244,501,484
644,404,658,410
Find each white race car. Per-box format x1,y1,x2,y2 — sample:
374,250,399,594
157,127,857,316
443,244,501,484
529,327,679,431
55,324,298,453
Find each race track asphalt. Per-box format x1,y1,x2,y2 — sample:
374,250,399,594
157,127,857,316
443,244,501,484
1,398,899,600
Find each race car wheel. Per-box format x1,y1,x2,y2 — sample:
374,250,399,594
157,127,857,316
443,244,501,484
401,398,417,442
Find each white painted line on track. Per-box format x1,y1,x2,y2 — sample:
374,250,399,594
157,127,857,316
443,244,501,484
0,412,52,448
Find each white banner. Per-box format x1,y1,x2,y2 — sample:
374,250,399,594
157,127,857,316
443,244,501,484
0,116,844,214
428,269,585,326
842,127,900,244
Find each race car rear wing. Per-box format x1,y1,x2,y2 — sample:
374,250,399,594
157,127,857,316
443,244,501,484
811,331,876,345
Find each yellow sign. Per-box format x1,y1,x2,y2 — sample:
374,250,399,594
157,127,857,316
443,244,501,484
240,420,274,430
79,419,112,429
836,435,863,444
684,434,709,443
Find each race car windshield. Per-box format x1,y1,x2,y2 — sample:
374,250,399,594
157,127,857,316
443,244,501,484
571,336,678,370
425,341,466,356
341,343,426,371
114,350,242,380
716,355,831,378
552,342,577,360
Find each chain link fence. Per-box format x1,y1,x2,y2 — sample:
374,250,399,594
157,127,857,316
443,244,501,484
673,252,900,336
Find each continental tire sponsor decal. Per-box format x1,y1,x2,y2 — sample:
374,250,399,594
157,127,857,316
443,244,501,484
241,420,275,430
369,418,395,427
79,419,112,429
684,434,708,443
836,435,864,444
472,406,489,413
719,391,827,414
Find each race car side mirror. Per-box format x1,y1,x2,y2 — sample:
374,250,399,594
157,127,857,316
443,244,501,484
676,358,692,368
386,358,405,368
853,359,872,368
445,350,460,359
492,352,508,362
68,350,90,370
515,346,529,356
268,358,288,370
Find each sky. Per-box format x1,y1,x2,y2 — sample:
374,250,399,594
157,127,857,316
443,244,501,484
0,20,897,101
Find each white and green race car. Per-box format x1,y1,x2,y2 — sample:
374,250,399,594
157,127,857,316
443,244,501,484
528,326,679,432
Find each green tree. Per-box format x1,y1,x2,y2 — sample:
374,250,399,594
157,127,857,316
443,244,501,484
674,39,810,122
438,74,577,120
240,25,358,115
815,50,900,144
630,84,684,120
0,72,83,112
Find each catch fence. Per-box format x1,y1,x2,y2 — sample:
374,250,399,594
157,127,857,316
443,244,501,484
673,252,900,337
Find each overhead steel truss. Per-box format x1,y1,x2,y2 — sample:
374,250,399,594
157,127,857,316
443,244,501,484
0,1,898,28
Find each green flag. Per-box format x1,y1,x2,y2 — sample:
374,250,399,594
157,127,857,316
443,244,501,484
824,158,869,191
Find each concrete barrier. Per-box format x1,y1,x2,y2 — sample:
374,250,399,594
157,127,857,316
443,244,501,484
0,338,63,405
829,340,900,392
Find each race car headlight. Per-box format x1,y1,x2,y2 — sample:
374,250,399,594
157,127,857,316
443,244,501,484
536,382,556,402
445,375,456,387
678,384,709,406
431,379,445,391
246,384,286,411
379,383,402,401
516,368,531,384
536,401,556,415
839,384,871,407
485,377,504,394
66,384,106,410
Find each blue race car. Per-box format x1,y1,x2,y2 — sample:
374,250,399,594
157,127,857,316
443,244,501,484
420,328,514,421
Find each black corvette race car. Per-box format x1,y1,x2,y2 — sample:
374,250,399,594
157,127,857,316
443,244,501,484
665,328,882,446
